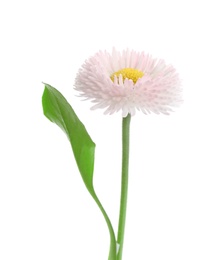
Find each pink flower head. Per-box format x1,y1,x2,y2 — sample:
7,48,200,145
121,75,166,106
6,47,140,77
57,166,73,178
74,48,182,117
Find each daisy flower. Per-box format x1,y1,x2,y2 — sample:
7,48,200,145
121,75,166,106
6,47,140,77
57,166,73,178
74,48,182,117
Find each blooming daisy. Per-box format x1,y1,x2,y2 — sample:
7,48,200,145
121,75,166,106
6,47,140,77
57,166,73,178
74,48,182,117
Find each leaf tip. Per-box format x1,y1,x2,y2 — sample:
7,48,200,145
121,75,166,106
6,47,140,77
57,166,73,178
42,82,51,88
41,82,51,117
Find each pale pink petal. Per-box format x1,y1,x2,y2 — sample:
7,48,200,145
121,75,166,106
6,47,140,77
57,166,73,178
74,48,182,117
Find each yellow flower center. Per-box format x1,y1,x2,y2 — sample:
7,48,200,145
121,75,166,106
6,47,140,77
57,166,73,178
110,68,144,84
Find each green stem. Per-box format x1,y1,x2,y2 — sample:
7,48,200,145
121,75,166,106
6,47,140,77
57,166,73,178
116,114,131,260
90,190,117,260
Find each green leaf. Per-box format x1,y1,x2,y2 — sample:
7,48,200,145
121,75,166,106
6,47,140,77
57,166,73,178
42,83,116,260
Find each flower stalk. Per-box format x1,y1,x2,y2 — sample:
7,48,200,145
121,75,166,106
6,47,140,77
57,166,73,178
117,114,131,260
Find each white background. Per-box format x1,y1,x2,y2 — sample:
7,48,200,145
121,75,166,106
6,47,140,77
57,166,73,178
0,0,218,259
